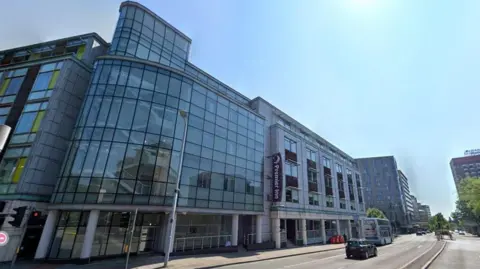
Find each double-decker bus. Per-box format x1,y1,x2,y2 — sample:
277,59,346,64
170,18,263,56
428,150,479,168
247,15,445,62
362,218,393,246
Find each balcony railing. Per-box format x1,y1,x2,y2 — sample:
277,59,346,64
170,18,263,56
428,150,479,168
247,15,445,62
286,175,299,188
308,181,318,192
285,149,297,162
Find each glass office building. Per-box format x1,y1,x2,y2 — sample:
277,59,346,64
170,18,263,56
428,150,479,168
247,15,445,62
35,1,265,262
0,33,108,263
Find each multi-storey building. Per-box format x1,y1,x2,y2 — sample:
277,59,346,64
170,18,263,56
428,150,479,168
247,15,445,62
411,195,419,222
356,156,409,231
417,203,431,226
0,33,108,262
450,149,480,193
0,1,366,263
251,97,366,247
398,170,414,226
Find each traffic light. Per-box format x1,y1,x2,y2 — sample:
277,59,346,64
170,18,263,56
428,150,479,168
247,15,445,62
120,212,130,228
9,206,27,228
28,211,45,227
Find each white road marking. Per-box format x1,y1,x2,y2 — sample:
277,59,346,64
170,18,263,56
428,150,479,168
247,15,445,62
417,245,422,248
281,254,345,268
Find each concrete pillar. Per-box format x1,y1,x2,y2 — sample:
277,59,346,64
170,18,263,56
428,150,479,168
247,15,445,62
321,219,326,244
273,218,281,249
232,214,239,246
80,210,100,260
347,220,352,239
255,215,262,244
301,219,307,246
336,219,341,235
34,210,58,259
359,219,365,238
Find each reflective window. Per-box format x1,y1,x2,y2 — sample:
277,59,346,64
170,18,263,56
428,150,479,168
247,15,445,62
56,60,264,212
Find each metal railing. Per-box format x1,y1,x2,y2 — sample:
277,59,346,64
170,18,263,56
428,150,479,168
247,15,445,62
173,235,231,252
281,231,287,243
243,232,273,245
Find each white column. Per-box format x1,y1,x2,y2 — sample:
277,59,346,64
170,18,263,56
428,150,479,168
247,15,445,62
321,220,326,244
80,210,100,260
301,219,307,246
231,214,239,246
347,220,352,239
336,219,341,235
255,215,262,244
273,218,281,249
34,210,58,259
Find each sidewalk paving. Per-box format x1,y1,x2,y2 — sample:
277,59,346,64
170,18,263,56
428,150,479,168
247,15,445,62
3,235,412,269
4,243,345,269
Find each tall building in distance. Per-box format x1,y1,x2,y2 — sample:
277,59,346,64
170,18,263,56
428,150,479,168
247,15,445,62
0,33,108,262
450,149,480,192
417,203,431,226
411,195,419,222
356,156,409,231
398,170,414,227
0,1,366,263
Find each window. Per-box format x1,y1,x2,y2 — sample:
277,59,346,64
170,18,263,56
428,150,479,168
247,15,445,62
0,68,28,97
326,196,334,208
308,193,319,206
28,61,62,100
336,163,342,174
306,148,316,162
340,201,346,209
286,188,299,203
285,161,297,177
284,137,296,153
307,170,317,183
323,157,331,168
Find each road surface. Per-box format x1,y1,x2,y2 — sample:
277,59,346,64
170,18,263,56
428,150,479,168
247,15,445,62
218,234,442,269
428,234,480,269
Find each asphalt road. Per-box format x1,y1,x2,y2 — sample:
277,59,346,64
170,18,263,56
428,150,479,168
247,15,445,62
428,234,480,269
219,234,440,269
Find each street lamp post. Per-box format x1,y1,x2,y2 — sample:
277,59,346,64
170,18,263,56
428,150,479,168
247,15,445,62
163,110,188,267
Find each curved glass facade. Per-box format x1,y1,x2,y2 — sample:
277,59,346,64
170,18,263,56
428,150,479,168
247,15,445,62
53,57,264,211
109,3,190,71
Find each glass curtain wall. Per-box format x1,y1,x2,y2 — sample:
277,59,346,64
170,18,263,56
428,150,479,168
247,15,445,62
48,211,162,259
53,59,264,212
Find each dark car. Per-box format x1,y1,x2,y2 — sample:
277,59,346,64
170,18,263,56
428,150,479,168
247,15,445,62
416,231,423,236
345,239,378,259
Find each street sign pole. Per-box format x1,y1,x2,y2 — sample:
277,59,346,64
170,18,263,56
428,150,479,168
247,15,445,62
11,207,31,269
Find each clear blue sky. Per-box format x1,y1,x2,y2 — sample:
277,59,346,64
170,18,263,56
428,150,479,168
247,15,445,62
3,0,480,217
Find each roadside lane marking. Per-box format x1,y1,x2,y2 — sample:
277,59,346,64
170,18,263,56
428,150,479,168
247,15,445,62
421,241,447,269
281,254,345,268
281,237,428,268
397,241,441,269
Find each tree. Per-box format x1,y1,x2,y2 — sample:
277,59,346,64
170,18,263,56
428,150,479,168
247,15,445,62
428,213,448,231
366,208,387,219
459,178,480,218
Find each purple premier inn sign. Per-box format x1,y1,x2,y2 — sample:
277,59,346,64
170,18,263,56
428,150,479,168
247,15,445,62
272,153,283,202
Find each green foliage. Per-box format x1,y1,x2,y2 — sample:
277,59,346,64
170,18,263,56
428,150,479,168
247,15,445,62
428,213,449,231
453,177,480,226
459,178,480,218
366,208,387,219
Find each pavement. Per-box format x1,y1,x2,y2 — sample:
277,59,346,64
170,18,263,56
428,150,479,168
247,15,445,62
0,234,442,269
428,234,480,269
